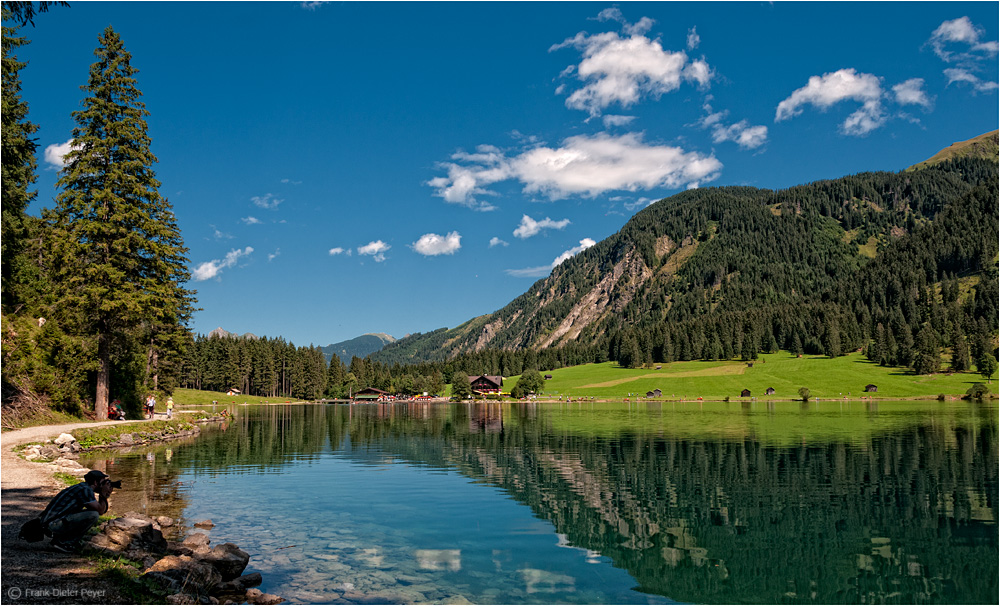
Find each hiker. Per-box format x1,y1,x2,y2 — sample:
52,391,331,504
145,394,156,419
38,470,114,553
166,396,174,419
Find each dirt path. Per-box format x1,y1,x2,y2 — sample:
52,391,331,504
1,419,154,604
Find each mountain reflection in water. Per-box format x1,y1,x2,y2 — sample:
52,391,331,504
84,401,997,604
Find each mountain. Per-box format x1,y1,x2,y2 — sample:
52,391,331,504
909,130,999,171
373,142,998,368
207,327,258,340
321,333,396,364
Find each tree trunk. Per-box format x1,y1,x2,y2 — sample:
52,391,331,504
96,329,110,420
151,348,159,392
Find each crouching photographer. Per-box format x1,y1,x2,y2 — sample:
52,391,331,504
27,470,119,553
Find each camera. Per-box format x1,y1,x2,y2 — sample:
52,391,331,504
107,479,122,489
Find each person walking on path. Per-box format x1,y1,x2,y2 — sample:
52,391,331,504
38,470,114,553
166,396,173,419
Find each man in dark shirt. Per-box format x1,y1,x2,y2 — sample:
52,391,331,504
40,469,113,553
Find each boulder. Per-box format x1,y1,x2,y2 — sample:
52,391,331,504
213,572,262,594
144,555,223,596
117,434,135,446
157,516,176,527
200,543,250,581
194,519,215,529
104,516,168,555
38,445,61,460
54,433,76,446
183,532,211,548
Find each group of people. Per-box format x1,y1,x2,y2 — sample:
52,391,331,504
143,394,174,419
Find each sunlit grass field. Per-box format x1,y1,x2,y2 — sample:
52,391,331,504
507,352,996,400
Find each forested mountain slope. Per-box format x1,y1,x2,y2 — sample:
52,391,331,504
321,333,396,365
373,156,998,372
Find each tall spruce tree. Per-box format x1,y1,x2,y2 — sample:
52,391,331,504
48,26,194,418
1,7,38,311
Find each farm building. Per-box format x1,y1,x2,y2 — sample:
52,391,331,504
865,384,878,393
765,387,776,395
741,389,751,397
354,387,391,401
468,375,503,394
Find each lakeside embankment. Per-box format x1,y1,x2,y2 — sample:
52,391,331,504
1,415,279,605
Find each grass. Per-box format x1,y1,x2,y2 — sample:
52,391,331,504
171,387,300,408
501,351,998,401
73,415,202,448
87,554,166,604
53,471,81,486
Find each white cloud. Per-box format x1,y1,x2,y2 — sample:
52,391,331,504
929,16,998,62
552,13,712,117
241,216,262,225
489,237,509,248
506,238,597,278
328,247,345,255
602,114,636,128
251,193,282,210
944,68,999,92
280,178,303,185
892,78,933,108
192,246,254,281
775,68,886,135
413,231,462,256
268,249,280,262
44,139,80,168
300,1,328,10
430,132,721,204
357,240,390,262
687,27,700,50
698,103,768,149
513,215,571,239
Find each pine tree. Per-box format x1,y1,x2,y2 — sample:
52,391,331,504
48,27,194,419
1,8,38,311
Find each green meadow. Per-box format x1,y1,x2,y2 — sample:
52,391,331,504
506,352,996,401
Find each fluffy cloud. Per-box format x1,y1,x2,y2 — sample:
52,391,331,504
430,133,721,205
929,16,999,62
251,193,282,210
944,68,999,92
268,249,280,262
552,12,712,117
775,68,886,135
44,139,80,168
357,240,390,262
241,216,262,225
506,238,597,278
602,114,636,128
513,215,571,239
892,78,933,108
698,102,768,149
687,27,700,50
413,231,462,256
192,246,254,281
328,247,345,255
489,237,509,248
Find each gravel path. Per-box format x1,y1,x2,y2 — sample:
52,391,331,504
1,419,155,604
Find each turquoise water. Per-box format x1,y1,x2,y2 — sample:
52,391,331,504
83,401,998,604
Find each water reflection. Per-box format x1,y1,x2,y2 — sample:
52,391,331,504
83,401,997,605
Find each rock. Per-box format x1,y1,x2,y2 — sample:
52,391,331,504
245,588,284,605
54,433,76,446
144,555,223,596
194,519,215,529
200,543,250,581
104,516,168,554
183,533,211,548
213,572,262,595
38,445,61,460
117,434,135,446
165,593,198,605
157,516,176,527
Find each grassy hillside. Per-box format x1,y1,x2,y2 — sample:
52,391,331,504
909,130,999,170
501,352,996,400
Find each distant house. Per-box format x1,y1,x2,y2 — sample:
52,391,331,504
655,365,662,370
741,389,751,397
865,384,878,393
765,387,776,395
544,374,553,380
468,375,503,394
226,388,241,396
354,387,390,401
652,388,662,397
746,362,754,368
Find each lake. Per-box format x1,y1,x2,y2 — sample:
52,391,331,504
81,400,998,604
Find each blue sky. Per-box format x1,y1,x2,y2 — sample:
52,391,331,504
16,1,999,347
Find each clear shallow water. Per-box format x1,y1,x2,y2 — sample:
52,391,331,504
83,401,998,604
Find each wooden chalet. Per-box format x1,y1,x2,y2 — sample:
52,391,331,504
354,387,391,401
741,389,751,397
226,388,241,396
468,375,503,394
765,387,776,395
544,374,553,380
645,388,663,398
864,384,878,393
